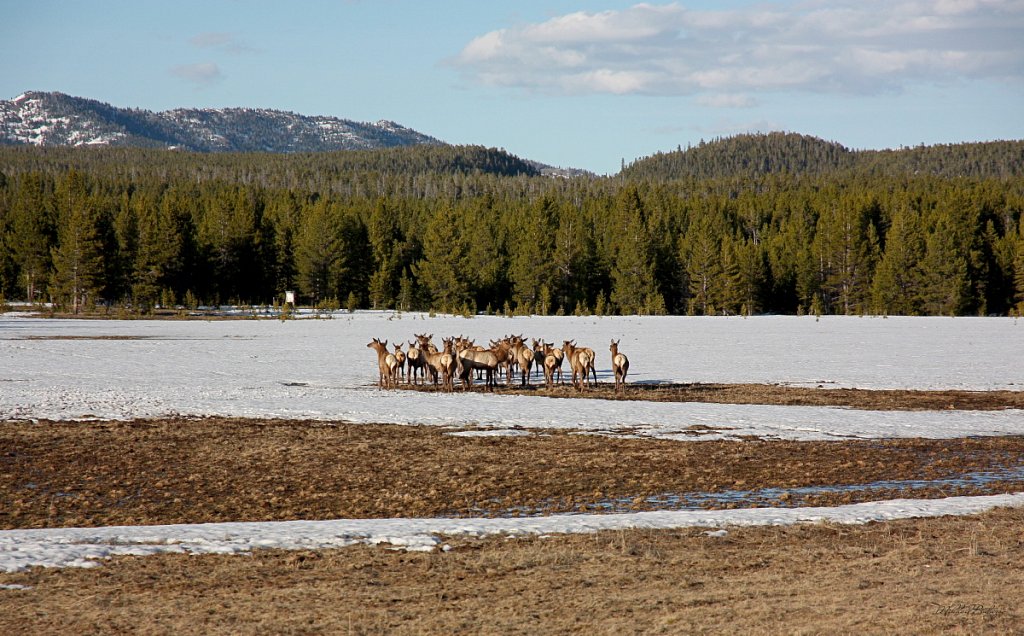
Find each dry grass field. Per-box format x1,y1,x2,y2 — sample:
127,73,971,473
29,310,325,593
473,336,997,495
2,384,1023,634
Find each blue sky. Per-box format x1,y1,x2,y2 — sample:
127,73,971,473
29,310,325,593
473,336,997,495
2,0,1022,174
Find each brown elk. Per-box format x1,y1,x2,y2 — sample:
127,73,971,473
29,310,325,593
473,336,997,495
392,343,406,383
580,344,598,386
541,341,564,384
438,337,458,392
366,338,398,389
542,346,560,389
610,339,630,393
406,340,426,385
488,338,516,385
456,340,501,390
414,333,438,354
562,340,594,393
530,338,549,382
509,335,534,387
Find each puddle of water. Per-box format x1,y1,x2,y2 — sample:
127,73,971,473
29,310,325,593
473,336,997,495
481,464,1024,517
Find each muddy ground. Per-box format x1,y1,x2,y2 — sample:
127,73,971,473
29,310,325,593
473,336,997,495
401,379,1024,411
2,385,1023,634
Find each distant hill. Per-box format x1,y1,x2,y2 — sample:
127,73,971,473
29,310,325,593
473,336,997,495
621,132,1024,180
0,91,443,152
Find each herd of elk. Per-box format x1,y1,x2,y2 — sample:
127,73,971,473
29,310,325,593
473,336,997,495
367,333,630,394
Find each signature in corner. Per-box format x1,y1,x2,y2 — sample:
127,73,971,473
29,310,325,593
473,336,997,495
932,602,1002,619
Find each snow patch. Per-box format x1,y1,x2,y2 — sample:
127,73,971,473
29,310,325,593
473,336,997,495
2,494,1022,573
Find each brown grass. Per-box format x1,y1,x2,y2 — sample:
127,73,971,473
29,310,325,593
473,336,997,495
2,414,1023,634
3,419,1024,530
2,508,1022,634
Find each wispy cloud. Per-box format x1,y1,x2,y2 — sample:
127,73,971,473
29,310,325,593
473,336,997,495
188,32,258,55
170,62,224,87
450,1,1024,100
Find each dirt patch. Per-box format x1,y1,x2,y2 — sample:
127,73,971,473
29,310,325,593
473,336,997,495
2,507,1022,634
3,418,1024,530
3,417,1023,633
399,380,1024,411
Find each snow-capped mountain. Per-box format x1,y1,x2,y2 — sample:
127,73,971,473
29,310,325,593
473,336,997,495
0,91,444,152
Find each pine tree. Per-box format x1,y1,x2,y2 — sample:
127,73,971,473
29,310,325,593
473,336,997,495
6,173,55,302
1014,232,1024,314
132,192,182,311
721,236,765,315
366,198,401,309
413,206,471,313
812,198,879,314
871,205,925,314
552,207,594,315
295,200,344,304
682,213,725,315
508,197,556,313
916,214,970,315
49,171,103,313
609,186,661,314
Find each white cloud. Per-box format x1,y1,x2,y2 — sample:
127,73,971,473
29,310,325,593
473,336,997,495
188,32,258,55
170,62,224,87
450,1,1024,98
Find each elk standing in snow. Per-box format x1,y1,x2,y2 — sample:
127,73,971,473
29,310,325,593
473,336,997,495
542,341,564,384
509,335,534,387
456,340,501,390
610,339,629,393
562,340,594,393
367,338,399,389
392,343,406,383
406,341,426,385
542,344,560,389
438,337,458,392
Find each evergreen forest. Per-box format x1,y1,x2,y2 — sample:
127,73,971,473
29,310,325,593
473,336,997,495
2,134,1024,317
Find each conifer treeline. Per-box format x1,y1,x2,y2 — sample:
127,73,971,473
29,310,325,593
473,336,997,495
1,145,1023,316
622,133,1024,180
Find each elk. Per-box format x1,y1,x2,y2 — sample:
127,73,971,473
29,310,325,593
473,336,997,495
542,346,560,389
562,340,594,393
579,344,598,386
421,343,448,386
456,340,501,390
530,338,548,382
438,337,458,392
541,341,564,384
392,343,407,383
509,335,533,387
414,333,438,354
610,339,630,393
488,338,516,384
366,338,398,389
406,340,426,385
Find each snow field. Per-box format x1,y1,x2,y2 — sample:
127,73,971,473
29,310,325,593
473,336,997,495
2,312,1023,571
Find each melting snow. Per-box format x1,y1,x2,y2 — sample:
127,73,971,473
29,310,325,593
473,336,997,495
1,311,1022,570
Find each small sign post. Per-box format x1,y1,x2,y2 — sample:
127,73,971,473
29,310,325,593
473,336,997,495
282,290,296,320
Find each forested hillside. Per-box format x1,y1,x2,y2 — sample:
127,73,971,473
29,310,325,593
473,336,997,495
1,142,1023,317
1,91,442,152
623,133,1024,180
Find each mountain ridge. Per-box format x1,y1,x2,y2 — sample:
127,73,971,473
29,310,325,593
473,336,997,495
0,91,444,152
